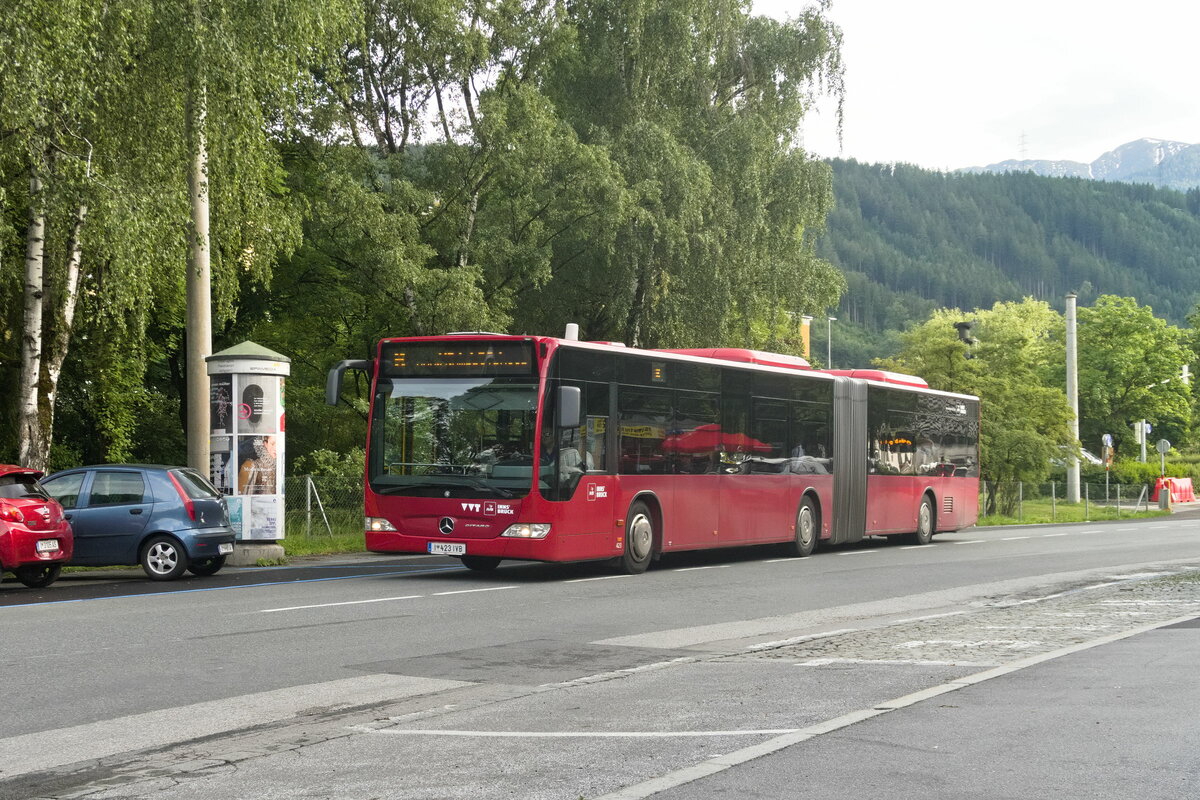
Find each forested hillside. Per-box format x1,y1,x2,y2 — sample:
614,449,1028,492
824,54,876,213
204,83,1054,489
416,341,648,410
819,160,1200,366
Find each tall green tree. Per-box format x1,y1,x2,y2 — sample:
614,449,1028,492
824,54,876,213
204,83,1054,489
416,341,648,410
1073,295,1193,454
536,0,846,346
1,0,354,467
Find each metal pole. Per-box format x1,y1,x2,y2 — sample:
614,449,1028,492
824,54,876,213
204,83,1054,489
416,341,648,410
185,84,212,473
1018,481,1023,521
1085,482,1089,521
1140,420,1148,463
1051,481,1056,521
826,316,836,368
1065,293,1080,503
1117,484,1121,518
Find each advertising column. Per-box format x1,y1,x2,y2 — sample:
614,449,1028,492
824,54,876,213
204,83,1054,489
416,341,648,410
206,342,291,544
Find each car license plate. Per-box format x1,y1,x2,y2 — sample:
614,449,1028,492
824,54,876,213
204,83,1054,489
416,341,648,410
428,542,466,556
218,543,234,555
36,539,60,553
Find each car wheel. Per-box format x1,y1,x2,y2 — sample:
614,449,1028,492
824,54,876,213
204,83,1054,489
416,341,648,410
141,535,189,581
187,555,227,577
788,497,818,557
618,500,655,574
460,555,502,572
14,564,61,588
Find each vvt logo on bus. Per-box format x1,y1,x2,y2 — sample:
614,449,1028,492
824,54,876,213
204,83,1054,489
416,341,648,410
461,503,482,513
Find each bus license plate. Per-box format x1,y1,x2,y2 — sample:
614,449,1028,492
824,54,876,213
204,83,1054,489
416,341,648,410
428,542,466,556
36,539,60,553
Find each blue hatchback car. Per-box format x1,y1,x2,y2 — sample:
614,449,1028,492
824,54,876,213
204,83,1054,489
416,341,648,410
41,465,236,581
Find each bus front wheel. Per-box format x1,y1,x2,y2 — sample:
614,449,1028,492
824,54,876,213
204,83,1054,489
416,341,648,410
619,501,656,574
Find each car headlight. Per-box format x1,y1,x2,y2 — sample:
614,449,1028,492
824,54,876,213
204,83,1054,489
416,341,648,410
366,517,397,532
500,523,551,539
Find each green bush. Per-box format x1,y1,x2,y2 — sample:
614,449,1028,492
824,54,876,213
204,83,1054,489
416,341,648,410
292,447,366,478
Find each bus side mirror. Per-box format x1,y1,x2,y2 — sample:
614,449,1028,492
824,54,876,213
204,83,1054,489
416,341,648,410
326,360,373,406
557,386,582,429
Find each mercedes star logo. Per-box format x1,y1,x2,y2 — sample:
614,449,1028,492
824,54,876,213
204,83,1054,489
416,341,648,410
438,517,456,535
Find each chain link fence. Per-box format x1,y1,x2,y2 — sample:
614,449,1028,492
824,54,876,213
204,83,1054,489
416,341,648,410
979,481,1159,523
282,476,364,541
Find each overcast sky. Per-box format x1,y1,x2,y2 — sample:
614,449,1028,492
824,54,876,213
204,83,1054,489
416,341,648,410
753,0,1200,171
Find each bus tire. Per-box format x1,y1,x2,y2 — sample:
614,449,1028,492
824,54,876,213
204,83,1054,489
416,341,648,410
620,501,655,574
789,497,818,557
460,556,502,572
904,496,935,545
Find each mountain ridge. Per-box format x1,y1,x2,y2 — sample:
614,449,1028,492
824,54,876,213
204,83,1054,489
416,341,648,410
817,159,1200,367
959,138,1200,190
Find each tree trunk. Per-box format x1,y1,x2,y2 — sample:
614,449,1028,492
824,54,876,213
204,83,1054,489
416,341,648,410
457,186,479,267
18,166,47,469
38,202,89,465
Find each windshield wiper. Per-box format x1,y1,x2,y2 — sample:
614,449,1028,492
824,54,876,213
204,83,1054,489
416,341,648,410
373,479,513,498
454,476,514,498
373,484,435,496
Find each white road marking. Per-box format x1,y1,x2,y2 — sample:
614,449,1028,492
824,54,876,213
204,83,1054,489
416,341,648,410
742,629,859,653
674,565,731,571
796,657,985,667
1042,533,1069,537
953,540,985,545
432,586,519,596
1002,536,1032,541
260,595,424,613
890,610,969,625
837,550,877,556
358,728,799,738
898,545,931,550
0,675,470,779
566,574,634,583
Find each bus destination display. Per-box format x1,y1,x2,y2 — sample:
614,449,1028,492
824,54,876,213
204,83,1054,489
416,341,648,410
383,342,535,376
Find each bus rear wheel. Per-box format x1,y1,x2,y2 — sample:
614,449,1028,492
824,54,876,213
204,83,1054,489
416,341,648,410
903,496,935,545
619,501,655,574
788,497,818,557
460,555,502,572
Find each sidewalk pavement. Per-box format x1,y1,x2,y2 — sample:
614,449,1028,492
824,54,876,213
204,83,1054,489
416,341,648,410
652,609,1200,800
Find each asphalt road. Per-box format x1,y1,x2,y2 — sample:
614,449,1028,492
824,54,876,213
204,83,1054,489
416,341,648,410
3,514,1199,799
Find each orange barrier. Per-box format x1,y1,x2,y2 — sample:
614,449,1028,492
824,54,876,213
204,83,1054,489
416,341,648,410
1151,477,1196,503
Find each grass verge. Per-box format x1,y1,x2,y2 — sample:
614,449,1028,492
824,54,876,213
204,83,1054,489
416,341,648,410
978,497,1169,526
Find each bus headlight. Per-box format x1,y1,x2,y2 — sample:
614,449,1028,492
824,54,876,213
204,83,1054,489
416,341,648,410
366,517,397,532
500,523,551,539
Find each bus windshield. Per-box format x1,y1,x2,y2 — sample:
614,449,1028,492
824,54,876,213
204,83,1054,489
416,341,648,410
369,377,539,498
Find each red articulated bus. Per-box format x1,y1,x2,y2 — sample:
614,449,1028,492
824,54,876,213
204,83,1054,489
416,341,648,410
326,331,980,574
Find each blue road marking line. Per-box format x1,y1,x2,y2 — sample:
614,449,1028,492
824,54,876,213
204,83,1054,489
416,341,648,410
0,565,466,609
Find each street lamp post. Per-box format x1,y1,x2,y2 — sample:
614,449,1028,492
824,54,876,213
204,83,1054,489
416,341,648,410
826,316,836,368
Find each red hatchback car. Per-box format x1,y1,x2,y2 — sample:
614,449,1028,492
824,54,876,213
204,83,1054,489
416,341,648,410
0,464,74,588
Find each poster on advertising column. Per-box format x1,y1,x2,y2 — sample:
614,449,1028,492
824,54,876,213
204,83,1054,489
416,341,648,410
210,375,234,434
236,374,279,435
209,435,234,495
237,434,279,495
248,495,281,541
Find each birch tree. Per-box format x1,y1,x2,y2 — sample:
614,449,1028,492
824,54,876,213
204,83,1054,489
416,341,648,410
1,0,353,466
0,1,137,469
